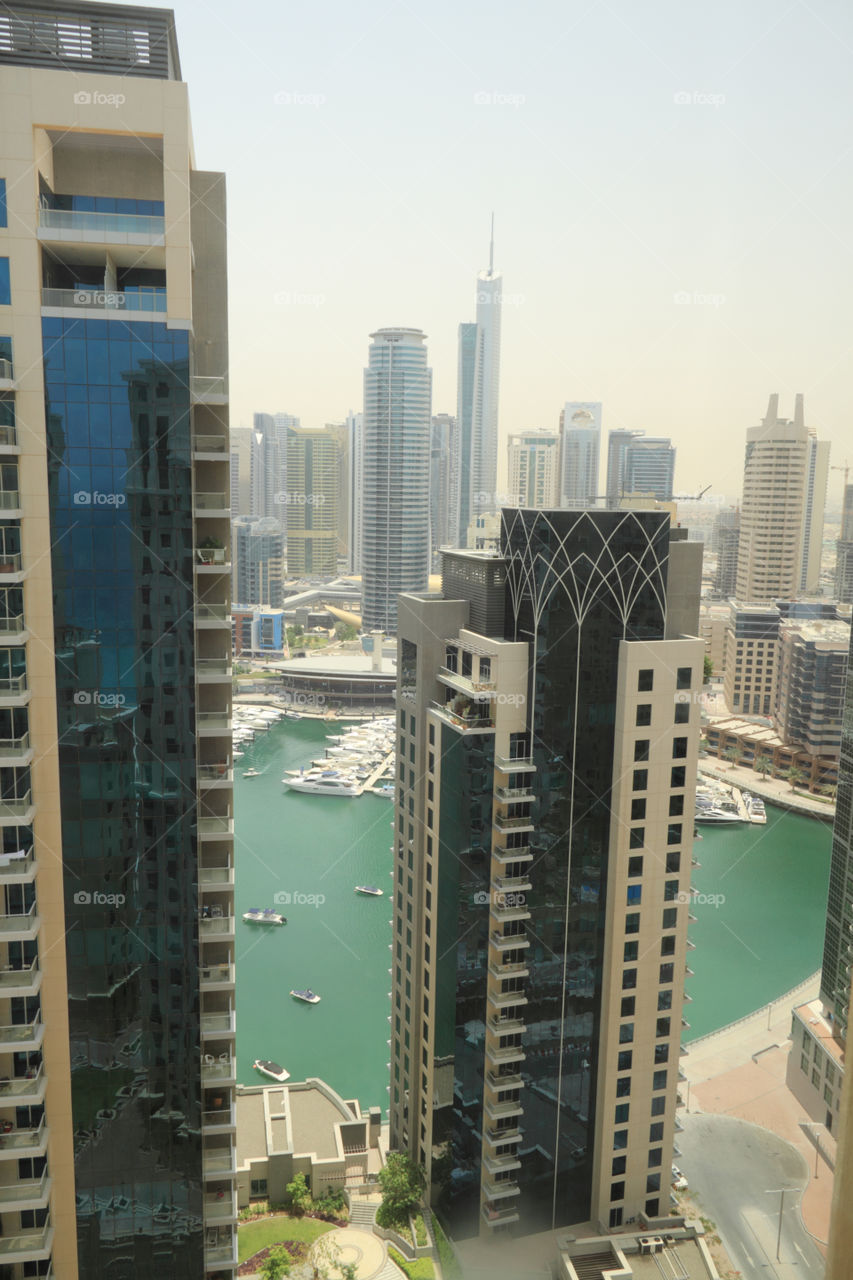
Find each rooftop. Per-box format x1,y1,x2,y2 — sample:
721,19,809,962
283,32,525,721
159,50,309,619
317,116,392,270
558,1224,718,1280
236,1077,360,1166
0,0,181,79
793,999,845,1068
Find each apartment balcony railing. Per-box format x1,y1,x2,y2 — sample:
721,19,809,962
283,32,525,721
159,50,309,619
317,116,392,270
200,864,234,888
0,673,28,700
438,667,497,694
488,988,529,1011
484,1096,523,1121
0,1063,46,1103
204,1188,238,1219
0,359,13,387
493,874,532,894
0,790,33,819
492,843,532,864
481,1203,520,1227
38,207,166,237
486,1070,524,1090
0,1011,43,1052
488,1016,526,1036
0,1220,54,1258
41,287,166,312
198,816,234,837
484,1125,522,1144
197,659,232,679
200,963,235,988
483,1152,521,1176
490,931,528,951
203,1146,236,1175
494,753,535,773
201,1011,235,1037
0,902,39,939
488,960,528,980
0,845,35,880
0,615,25,638
193,434,229,454
0,959,40,996
495,788,535,806
0,554,23,577
199,915,234,938
197,712,231,732
0,493,20,513
486,1043,526,1066
0,1168,50,1209
202,1107,236,1135
201,1058,235,1084
490,899,531,925
0,1113,48,1159
493,813,534,834
191,376,228,404
194,492,229,512
430,701,494,731
482,1178,520,1201
195,602,230,622
204,1238,238,1265
198,763,232,783
0,424,16,448
195,547,229,566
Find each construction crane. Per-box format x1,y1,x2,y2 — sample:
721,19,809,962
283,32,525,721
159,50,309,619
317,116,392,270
831,461,850,489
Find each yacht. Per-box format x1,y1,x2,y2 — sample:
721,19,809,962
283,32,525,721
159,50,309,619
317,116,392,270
745,793,767,824
355,885,384,897
694,807,745,825
243,768,261,778
283,774,361,797
253,1059,290,1082
242,907,287,925
290,988,321,1004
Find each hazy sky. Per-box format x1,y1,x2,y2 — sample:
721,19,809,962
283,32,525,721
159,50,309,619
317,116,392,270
171,0,852,501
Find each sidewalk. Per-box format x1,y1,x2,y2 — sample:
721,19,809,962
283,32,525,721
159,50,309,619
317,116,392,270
699,759,836,822
683,971,834,1253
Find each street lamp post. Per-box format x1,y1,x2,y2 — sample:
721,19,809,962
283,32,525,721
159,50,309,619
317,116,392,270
806,1123,822,1178
766,1188,794,1262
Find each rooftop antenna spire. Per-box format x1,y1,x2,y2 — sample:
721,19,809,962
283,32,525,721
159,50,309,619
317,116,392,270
489,212,494,275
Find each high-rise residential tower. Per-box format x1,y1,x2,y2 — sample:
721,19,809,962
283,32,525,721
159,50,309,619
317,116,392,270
0,2,236,1274
233,517,285,606
452,321,478,545
250,413,283,523
346,409,364,574
622,436,676,502
558,402,601,506
835,484,853,604
605,429,643,508
285,425,340,578
391,509,703,1241
430,413,458,566
506,430,560,507
361,329,432,634
735,394,830,601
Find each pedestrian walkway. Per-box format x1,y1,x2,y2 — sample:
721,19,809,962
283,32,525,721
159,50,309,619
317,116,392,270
699,759,835,822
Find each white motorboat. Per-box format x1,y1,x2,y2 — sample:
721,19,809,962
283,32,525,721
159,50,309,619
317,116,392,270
355,885,384,897
694,807,745,825
243,769,261,778
253,1059,290,1082
290,988,321,1004
242,908,287,925
745,794,767,824
283,775,361,797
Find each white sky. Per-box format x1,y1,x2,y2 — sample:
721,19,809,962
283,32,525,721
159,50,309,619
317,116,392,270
171,0,853,503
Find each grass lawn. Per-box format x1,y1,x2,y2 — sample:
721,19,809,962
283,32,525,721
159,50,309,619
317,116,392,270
238,1214,335,1262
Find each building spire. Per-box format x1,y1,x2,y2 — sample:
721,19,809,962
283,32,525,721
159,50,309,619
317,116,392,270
489,212,494,276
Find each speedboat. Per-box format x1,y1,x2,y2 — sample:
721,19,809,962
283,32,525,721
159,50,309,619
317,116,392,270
253,1059,290,1082
290,989,321,1004
694,807,745,825
746,794,767,824
355,885,384,897
242,908,286,925
284,775,361,797
243,769,261,778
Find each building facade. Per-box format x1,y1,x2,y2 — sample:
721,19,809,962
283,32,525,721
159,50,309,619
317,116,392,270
836,484,853,605
506,431,560,508
605,430,643,508
285,426,340,578
430,413,458,565
623,437,676,502
0,3,237,1274
558,402,601,506
712,507,740,599
234,516,285,608
390,509,703,1241
735,394,829,602
361,328,432,634
250,412,283,524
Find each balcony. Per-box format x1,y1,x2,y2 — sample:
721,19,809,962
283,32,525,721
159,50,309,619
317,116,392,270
430,701,494,734
38,206,165,241
197,658,232,682
192,376,228,404
482,1178,521,1202
201,1011,235,1039
487,1070,524,1090
205,1235,238,1267
0,424,17,453
200,864,234,889
488,960,529,980
0,1220,53,1260
199,915,234,939
0,673,28,705
0,360,14,391
490,899,530,926
202,1057,236,1086
203,1146,237,1177
0,554,24,584
493,874,532,895
0,615,26,641
0,903,39,942
198,816,234,838
486,1042,526,1066
493,813,534,835
0,1169,51,1211
200,963,235,989
0,493,21,518
0,1063,46,1105
484,1125,522,1145
197,711,232,735
0,791,35,824
495,785,535,803
195,602,230,628
195,546,230,572
484,1096,523,1121
482,1203,520,1228
0,1012,44,1053
0,846,36,883
205,1188,238,1221
492,844,532,865
202,1106,236,1136
488,1015,526,1036
194,492,230,517
198,764,233,788
0,960,40,997
495,753,535,774
483,1152,521,1176
193,433,229,457
488,988,528,1012
41,287,166,313
437,666,497,696
0,1114,48,1160
490,931,529,951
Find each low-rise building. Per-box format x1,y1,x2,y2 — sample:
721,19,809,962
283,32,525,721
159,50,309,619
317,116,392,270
698,604,730,680
233,607,287,657
557,1221,719,1280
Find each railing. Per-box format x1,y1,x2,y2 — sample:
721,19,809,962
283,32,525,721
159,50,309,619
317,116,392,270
41,287,166,312
194,492,229,510
0,554,22,575
195,603,230,621
493,876,531,893
0,959,38,988
199,916,234,936
202,1109,236,1133
200,963,235,985
0,1063,45,1096
204,1241,237,1264
0,493,20,510
193,434,228,453
482,1203,520,1225
489,961,527,978
495,786,534,802
201,1012,234,1034
0,903,37,933
0,615,25,635
0,1011,42,1046
493,814,533,831
198,763,231,781
495,754,535,772
0,1221,53,1255
0,673,27,696
191,376,228,400
201,1060,234,1083
0,1169,49,1204
202,1148,235,1173
487,1070,523,1089
489,1016,525,1035
197,659,231,676
200,865,233,886
0,360,12,382
487,1043,525,1063
198,816,233,835
196,547,228,564
0,846,34,874
0,790,32,818
492,843,531,861
430,701,493,730
438,667,497,693
490,931,528,949
485,1126,521,1144
38,208,165,237
0,425,16,447
197,712,231,729
0,1113,47,1152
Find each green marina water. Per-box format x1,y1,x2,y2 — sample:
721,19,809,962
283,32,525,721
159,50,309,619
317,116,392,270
234,719,834,1106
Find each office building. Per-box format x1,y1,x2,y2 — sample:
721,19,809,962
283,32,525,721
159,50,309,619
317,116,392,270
836,484,853,604
506,430,560,508
285,426,340,578
623,437,676,502
229,424,252,516
346,409,364,575
234,517,285,607
776,618,850,761
0,2,236,1274
605,429,643,508
735,394,830,601
722,602,781,717
558,402,601,506
430,413,458,565
452,321,478,544
712,507,740,599
391,508,703,1240
361,329,432,634
250,413,283,524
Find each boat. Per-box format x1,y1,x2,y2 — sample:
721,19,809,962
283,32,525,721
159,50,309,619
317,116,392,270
243,769,261,778
284,775,361,797
694,807,746,825
242,908,287,925
745,793,767,824
355,885,384,897
290,988,321,1004
253,1059,290,1082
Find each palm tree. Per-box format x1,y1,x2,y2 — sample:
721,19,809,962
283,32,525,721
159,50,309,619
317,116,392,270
785,765,806,792
754,754,772,781
723,744,743,771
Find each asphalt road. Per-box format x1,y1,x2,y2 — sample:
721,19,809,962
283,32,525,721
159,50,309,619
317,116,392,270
678,1113,825,1280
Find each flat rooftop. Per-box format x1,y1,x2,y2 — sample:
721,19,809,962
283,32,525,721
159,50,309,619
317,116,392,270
270,653,396,678
794,999,845,1068
236,1078,358,1166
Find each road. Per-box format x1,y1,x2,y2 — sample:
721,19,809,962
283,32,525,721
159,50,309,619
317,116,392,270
678,1113,825,1280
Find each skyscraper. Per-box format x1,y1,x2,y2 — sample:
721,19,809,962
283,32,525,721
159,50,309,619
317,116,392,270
346,409,364,574
452,227,502,542
430,413,458,565
605,429,643,508
234,517,285,605
361,329,432,633
507,430,560,507
712,507,740,599
622,437,676,502
558,402,601,506
285,426,341,577
836,484,853,604
391,510,703,1241
0,2,236,1273
735,394,830,601
250,413,283,523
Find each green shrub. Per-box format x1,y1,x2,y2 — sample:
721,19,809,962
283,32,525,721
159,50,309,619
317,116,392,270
432,1216,463,1280
413,1212,428,1247
388,1247,435,1280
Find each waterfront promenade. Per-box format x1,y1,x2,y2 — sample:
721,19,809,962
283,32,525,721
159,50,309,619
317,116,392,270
683,969,835,1253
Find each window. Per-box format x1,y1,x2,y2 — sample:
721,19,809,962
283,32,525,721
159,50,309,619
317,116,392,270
615,1103,629,1123
616,1077,631,1098
653,1069,667,1090
0,258,9,306
610,1181,625,1202
609,1207,623,1229
621,996,635,1016
667,823,682,845
626,885,641,905
654,1044,669,1064
617,1050,632,1071
661,936,675,956
625,913,640,935
651,1095,666,1116
623,940,638,960
633,769,648,791
631,799,646,821
662,907,677,929
650,1122,664,1142
824,1083,833,1104
648,1148,662,1168
619,1023,634,1044
676,666,692,690
658,990,672,1011
660,963,674,983
673,737,688,759
612,1156,626,1175
629,827,644,849
671,766,686,788
251,1178,268,1197
665,852,681,874
656,1016,671,1036
613,1130,628,1150
669,795,684,816
664,880,679,901
812,1067,821,1087
622,969,637,990
638,669,654,692
674,701,690,724
636,704,652,726
647,1173,661,1192
645,1198,660,1217
634,739,650,761
628,856,643,877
